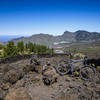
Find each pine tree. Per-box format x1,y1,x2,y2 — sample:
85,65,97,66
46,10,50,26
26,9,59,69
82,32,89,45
17,41,24,54
27,42,34,53
4,41,18,57
0,44,4,50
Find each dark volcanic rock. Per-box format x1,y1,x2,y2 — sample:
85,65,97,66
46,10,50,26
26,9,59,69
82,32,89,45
3,69,23,84
22,64,35,73
0,56,100,100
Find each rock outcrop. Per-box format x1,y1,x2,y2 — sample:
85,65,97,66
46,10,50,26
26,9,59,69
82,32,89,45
5,87,32,100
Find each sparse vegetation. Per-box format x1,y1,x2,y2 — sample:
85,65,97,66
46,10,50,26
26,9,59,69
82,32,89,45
64,46,100,57
0,44,4,50
0,44,4,57
0,41,54,58
74,53,85,58
3,41,18,57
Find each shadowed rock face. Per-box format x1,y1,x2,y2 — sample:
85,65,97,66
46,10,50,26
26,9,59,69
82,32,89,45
5,87,32,100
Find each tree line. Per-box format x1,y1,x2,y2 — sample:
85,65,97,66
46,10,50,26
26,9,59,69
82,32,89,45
0,41,54,57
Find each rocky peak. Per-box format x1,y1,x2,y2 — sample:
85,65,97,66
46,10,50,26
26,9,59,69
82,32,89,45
62,31,74,37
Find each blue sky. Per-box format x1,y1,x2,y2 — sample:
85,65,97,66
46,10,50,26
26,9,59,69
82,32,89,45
0,0,100,36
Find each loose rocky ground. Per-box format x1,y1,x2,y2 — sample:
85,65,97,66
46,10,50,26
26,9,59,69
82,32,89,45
0,56,100,100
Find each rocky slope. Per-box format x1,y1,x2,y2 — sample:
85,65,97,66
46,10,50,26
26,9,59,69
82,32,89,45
0,55,100,100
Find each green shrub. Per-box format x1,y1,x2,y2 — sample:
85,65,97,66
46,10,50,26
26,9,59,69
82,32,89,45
74,53,85,59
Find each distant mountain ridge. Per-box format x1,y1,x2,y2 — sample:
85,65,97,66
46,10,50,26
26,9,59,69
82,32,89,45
7,30,100,47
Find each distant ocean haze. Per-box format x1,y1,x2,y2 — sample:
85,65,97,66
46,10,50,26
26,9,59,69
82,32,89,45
0,35,22,42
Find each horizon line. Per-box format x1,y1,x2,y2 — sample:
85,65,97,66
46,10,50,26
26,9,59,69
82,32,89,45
0,30,100,37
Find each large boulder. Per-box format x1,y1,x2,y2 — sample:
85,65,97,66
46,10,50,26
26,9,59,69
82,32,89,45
0,64,13,73
5,87,32,100
42,66,58,85
34,65,43,74
30,55,40,65
22,64,35,73
23,64,43,74
3,69,23,84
